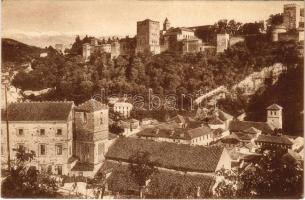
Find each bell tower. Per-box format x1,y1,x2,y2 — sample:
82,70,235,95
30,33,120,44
74,99,109,165
266,104,283,129
163,17,171,31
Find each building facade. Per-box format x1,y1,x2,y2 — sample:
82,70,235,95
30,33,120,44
1,99,112,176
113,101,133,118
1,101,74,175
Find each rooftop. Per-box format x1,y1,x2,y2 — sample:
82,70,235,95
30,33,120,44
100,161,215,198
267,104,283,110
137,124,213,140
229,120,274,134
105,137,225,173
2,101,73,121
255,134,293,146
75,99,107,112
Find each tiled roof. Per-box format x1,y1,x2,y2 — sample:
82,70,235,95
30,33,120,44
212,128,224,137
105,137,225,173
169,114,186,124
2,101,73,121
75,99,107,112
229,120,274,134
243,127,261,134
137,125,212,140
71,161,94,171
101,161,215,198
221,133,240,143
234,132,254,141
208,117,224,125
255,135,293,146
187,125,213,139
267,104,283,110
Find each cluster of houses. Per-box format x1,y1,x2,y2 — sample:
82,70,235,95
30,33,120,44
1,93,303,197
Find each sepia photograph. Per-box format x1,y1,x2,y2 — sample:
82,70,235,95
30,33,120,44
1,0,304,198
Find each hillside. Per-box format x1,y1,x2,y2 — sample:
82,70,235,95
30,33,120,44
2,38,43,63
245,63,304,136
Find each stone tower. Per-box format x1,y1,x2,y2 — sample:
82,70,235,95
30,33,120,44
136,19,160,55
216,33,230,53
74,99,109,165
163,18,171,31
82,43,91,62
266,104,283,129
283,4,300,30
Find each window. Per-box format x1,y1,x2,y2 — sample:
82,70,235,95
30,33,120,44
56,165,63,175
40,129,45,136
83,112,87,124
56,129,62,136
69,146,72,155
1,144,4,155
56,144,63,155
18,129,24,136
100,112,103,124
39,144,46,156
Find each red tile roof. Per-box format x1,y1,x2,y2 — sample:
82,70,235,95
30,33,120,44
75,99,107,112
2,101,73,121
106,137,225,173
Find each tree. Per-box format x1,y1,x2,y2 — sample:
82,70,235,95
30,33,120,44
267,13,284,27
214,147,303,198
109,124,124,135
1,146,59,198
128,151,159,198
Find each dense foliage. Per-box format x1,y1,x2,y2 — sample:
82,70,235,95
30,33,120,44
214,147,303,198
1,147,59,198
10,33,290,106
2,38,43,64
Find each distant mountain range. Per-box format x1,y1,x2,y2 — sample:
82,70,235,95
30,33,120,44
2,32,125,48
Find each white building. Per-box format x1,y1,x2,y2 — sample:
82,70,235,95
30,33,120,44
113,101,133,118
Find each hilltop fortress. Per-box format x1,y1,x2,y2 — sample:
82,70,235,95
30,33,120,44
82,3,304,61
82,18,208,61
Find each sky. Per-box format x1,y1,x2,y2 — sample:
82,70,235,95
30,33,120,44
2,0,304,37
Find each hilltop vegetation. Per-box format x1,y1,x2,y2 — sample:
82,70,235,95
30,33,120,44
2,38,43,64
9,35,300,104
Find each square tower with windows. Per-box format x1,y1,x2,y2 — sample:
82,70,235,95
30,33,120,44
73,99,109,165
266,104,283,129
136,19,160,54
